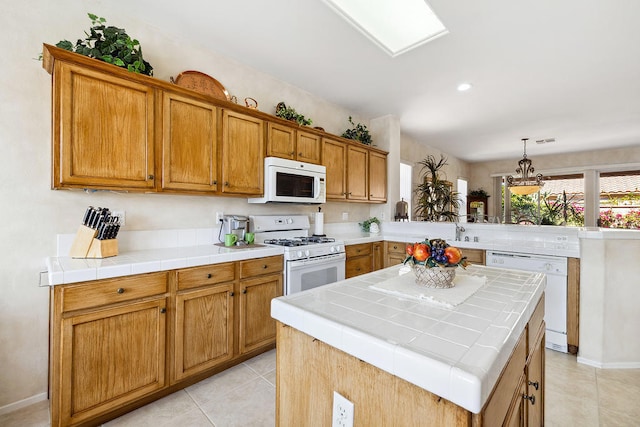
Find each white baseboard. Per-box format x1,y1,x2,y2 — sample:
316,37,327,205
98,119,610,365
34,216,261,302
0,392,47,416
577,356,640,369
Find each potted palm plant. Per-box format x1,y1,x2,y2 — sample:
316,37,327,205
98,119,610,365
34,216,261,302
414,155,459,222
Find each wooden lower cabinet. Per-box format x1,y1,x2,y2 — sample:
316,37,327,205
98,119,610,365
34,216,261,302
346,243,373,278
462,248,485,265
372,242,384,271
385,240,407,267
50,256,282,427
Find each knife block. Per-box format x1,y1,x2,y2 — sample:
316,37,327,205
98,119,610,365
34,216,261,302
69,225,118,258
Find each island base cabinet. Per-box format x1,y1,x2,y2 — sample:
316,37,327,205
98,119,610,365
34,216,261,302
275,323,471,426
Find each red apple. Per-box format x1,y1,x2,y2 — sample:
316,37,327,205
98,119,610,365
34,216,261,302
444,246,463,264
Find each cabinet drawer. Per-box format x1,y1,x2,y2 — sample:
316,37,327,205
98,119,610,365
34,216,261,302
240,255,283,279
346,256,372,278
386,241,407,255
528,294,545,355
177,262,236,291
482,330,527,426
346,243,372,258
61,272,167,312
462,248,485,265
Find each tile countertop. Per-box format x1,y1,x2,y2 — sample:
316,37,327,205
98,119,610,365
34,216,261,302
271,263,545,414
45,244,283,286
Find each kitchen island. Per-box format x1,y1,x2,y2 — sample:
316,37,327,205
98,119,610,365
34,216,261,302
271,264,546,426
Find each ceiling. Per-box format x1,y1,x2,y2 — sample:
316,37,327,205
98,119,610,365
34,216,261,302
129,0,640,163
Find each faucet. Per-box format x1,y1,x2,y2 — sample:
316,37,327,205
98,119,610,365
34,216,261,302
455,223,465,241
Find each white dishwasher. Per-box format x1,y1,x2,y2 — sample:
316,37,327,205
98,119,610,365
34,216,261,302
486,250,568,353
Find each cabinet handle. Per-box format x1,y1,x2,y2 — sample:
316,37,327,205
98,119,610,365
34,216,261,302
263,265,268,269
289,151,295,155
523,394,536,405
148,174,154,180
230,291,235,297
116,288,125,294
242,289,247,294
224,181,230,187
207,273,212,279
212,180,217,185
298,152,303,156
160,307,166,314
393,246,398,250
528,380,539,390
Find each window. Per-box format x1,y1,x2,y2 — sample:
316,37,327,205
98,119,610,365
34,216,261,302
457,178,468,222
400,162,412,220
598,170,640,229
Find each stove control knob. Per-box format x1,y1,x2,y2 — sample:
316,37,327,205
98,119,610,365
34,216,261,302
305,250,310,257
286,218,293,224
296,250,303,259
330,246,336,253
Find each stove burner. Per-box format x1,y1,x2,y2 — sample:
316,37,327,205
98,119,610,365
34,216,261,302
263,236,336,247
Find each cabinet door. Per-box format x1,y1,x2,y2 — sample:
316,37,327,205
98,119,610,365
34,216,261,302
221,110,264,195
346,256,372,278
59,298,166,425
296,131,322,164
239,274,282,354
266,122,296,160
505,378,527,427
323,138,347,200
55,62,155,190
373,242,384,271
174,283,234,381
347,145,369,200
462,248,486,265
162,92,218,192
368,151,387,202
527,335,545,427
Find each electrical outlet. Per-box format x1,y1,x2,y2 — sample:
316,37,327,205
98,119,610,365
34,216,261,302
216,212,224,223
342,212,349,220
332,391,354,427
111,210,126,227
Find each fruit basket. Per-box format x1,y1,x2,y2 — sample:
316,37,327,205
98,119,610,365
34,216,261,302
404,238,468,288
412,265,457,288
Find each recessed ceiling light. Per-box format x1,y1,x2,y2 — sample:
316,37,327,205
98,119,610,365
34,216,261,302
321,0,448,57
457,83,472,92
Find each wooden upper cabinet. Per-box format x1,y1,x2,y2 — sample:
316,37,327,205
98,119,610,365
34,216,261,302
368,150,387,202
346,144,369,201
267,123,322,165
296,131,321,164
221,110,264,195
54,61,155,190
323,138,347,200
161,92,218,192
266,122,296,160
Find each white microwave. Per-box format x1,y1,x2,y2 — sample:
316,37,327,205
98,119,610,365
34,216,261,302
248,157,326,204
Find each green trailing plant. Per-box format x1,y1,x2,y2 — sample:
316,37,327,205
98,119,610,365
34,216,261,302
341,116,372,145
275,102,312,126
414,154,459,222
359,217,380,232
55,13,153,76
469,188,490,198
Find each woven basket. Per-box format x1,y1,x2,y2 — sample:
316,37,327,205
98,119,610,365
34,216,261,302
412,265,456,288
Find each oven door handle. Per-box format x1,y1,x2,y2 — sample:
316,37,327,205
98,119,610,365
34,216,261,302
288,254,345,270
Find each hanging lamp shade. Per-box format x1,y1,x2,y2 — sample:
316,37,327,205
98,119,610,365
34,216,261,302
506,138,544,195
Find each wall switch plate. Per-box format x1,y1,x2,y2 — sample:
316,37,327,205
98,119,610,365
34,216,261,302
342,212,349,220
111,210,125,227
332,391,354,427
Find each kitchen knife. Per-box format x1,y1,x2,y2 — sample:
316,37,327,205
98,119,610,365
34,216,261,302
82,206,93,226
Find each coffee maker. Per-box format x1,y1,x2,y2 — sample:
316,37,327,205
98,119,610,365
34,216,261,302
221,215,249,244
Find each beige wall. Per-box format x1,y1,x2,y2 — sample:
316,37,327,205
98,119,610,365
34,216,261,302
400,135,471,220
0,3,379,410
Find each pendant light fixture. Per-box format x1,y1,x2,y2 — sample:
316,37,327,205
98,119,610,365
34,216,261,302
506,138,544,195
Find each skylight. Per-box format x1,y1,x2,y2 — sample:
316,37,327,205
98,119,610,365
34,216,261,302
322,0,448,57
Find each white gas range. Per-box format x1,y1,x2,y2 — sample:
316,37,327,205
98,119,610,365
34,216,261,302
250,215,346,295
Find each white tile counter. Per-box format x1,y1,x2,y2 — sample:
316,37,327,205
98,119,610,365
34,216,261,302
45,244,283,286
271,263,545,413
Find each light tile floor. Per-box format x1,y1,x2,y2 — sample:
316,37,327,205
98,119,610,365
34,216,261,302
1,349,638,426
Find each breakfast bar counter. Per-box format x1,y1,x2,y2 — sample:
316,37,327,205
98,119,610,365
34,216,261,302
271,264,546,425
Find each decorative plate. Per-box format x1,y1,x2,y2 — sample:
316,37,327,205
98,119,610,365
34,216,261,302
170,70,230,101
